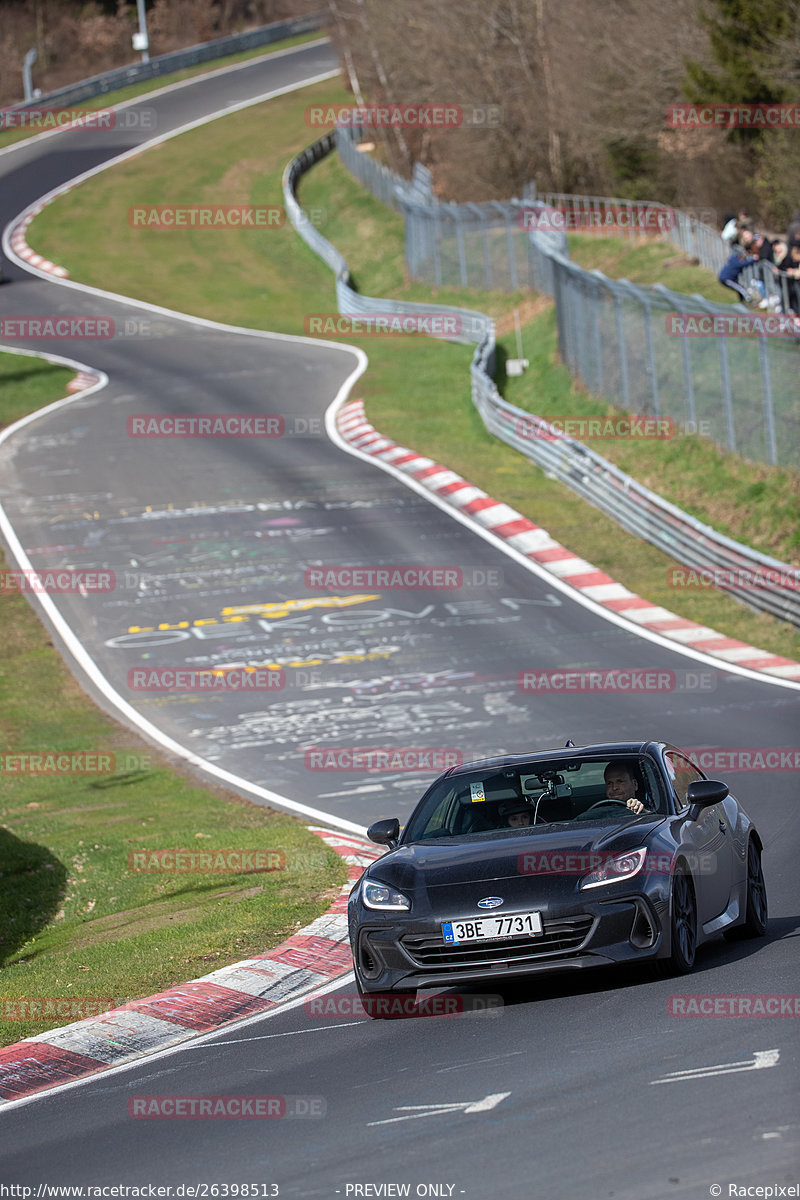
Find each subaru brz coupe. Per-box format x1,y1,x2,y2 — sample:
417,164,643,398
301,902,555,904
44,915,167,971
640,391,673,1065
348,742,767,1005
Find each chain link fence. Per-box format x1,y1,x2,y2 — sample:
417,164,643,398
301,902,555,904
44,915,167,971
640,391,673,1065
336,125,800,472
284,132,799,630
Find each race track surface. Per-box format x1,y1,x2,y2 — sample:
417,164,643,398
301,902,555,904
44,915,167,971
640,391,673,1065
0,40,797,1196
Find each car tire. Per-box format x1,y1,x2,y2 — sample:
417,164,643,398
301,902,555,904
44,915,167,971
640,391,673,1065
656,866,697,975
724,839,767,941
354,966,417,1019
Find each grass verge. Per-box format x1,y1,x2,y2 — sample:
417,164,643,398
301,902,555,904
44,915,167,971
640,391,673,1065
564,234,735,304
0,349,346,1048
25,80,800,668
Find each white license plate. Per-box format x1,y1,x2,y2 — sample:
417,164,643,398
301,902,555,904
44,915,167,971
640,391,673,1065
442,911,543,944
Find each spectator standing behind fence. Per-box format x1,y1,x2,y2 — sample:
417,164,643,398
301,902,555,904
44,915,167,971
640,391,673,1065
718,236,758,302
721,210,751,247
786,209,800,246
776,242,800,314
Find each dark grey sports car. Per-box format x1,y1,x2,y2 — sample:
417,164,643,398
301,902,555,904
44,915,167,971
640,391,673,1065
348,742,767,1003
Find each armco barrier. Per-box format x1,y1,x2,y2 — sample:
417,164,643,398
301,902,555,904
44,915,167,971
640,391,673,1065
284,131,800,632
282,134,492,348
7,14,324,111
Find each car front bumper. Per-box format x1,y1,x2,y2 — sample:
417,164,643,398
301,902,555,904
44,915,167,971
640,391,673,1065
350,893,666,993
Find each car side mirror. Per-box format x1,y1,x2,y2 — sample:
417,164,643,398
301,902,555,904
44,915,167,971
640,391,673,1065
686,779,728,821
367,817,400,849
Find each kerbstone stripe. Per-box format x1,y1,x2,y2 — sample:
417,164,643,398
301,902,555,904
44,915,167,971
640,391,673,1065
0,827,374,1105
336,397,800,681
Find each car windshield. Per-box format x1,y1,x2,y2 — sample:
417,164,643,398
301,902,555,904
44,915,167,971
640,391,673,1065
403,756,666,843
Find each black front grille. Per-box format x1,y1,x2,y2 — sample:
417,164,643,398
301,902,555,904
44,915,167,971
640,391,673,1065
401,915,594,967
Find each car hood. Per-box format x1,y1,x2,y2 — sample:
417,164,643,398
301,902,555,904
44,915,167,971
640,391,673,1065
370,817,665,894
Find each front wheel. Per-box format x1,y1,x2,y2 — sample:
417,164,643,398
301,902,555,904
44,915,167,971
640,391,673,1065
354,965,417,1019
660,867,697,975
725,839,767,940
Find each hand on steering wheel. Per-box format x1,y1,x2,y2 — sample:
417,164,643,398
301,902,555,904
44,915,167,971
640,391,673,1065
581,798,633,815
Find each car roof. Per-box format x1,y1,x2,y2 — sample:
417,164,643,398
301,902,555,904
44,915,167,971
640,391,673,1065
443,741,666,780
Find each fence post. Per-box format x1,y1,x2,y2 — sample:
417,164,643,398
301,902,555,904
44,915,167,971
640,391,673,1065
432,206,443,288
480,212,492,289
642,299,660,416
613,291,631,413
679,308,696,428
504,211,518,291
455,210,468,287
758,335,778,466
716,329,736,453
591,275,604,395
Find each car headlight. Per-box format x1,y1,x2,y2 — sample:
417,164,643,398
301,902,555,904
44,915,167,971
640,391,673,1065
579,847,647,890
362,877,411,911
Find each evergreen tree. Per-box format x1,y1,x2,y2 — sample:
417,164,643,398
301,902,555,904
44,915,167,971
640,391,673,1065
683,0,795,142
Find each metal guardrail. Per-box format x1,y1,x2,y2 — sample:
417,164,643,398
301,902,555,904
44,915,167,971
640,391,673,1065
472,384,800,629
284,131,800,631
7,14,325,111
283,134,492,347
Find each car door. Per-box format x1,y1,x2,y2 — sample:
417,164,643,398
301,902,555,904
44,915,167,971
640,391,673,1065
664,749,732,925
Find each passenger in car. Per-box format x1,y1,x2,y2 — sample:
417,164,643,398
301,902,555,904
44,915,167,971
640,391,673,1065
499,800,533,828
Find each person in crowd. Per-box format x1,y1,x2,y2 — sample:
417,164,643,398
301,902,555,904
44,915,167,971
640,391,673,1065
718,233,758,301
776,242,800,314
721,209,751,246
785,209,800,245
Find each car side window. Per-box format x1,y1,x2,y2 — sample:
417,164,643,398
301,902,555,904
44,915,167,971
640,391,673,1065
664,751,705,810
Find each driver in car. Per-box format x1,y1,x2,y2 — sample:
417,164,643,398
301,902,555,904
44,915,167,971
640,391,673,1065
603,762,648,814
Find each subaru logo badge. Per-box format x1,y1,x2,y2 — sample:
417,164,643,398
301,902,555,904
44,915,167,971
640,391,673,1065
477,896,504,909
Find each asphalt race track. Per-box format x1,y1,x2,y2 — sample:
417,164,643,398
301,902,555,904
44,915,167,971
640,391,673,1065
0,39,798,1197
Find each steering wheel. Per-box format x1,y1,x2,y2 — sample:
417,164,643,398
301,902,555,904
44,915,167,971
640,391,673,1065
581,798,632,816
